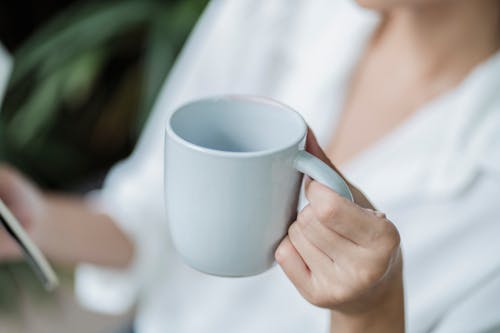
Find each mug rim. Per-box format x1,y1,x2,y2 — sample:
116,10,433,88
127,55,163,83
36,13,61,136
166,95,307,158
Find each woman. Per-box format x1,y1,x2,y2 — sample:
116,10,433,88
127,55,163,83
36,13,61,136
1,0,500,332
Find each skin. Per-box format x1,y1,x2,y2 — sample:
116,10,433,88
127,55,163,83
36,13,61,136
329,0,500,165
0,166,133,267
1,0,499,332
276,0,499,331
276,132,404,332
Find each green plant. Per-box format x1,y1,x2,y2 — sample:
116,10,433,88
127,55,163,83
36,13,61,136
1,0,207,188
0,0,207,311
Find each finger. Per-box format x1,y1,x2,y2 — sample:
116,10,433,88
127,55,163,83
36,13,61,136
288,221,335,276
0,231,21,260
297,205,360,265
275,236,310,290
306,181,387,245
305,129,375,209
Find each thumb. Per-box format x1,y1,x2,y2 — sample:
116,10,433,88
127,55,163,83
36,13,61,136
304,128,375,209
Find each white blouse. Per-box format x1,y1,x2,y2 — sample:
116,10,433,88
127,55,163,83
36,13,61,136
76,1,500,332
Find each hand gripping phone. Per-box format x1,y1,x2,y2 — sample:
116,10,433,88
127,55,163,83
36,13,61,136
0,199,58,291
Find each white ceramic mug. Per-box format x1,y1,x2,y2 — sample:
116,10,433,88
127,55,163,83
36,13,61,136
165,95,352,277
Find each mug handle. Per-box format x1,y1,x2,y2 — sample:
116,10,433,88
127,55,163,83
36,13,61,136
293,150,353,201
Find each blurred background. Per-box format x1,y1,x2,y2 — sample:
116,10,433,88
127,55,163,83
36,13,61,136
0,0,207,332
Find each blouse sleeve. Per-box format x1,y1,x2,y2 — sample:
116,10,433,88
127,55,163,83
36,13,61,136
76,151,169,314
74,0,290,314
75,0,231,314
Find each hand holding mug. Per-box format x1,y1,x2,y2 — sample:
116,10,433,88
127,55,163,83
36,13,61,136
276,132,404,332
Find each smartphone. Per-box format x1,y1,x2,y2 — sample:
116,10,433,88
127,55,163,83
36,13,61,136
0,199,58,291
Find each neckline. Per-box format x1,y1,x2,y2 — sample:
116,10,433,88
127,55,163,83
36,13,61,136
329,13,500,174
347,49,500,172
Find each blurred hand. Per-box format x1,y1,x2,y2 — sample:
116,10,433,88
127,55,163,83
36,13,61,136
276,131,403,330
0,164,45,260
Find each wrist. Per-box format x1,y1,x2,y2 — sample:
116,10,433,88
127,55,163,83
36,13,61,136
39,193,134,268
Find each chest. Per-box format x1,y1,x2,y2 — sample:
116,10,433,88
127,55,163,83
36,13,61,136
324,56,436,166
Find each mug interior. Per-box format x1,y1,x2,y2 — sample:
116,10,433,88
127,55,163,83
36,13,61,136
168,96,306,154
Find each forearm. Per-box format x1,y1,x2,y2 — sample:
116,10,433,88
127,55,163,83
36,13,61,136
38,193,134,268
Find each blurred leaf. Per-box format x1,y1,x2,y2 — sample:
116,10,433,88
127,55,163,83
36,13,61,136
0,264,21,312
138,10,174,133
15,137,91,188
60,49,105,109
0,0,207,310
0,121,7,159
137,0,208,134
11,0,162,85
7,70,61,146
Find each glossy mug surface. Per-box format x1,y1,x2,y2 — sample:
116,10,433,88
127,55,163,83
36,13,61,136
165,96,352,277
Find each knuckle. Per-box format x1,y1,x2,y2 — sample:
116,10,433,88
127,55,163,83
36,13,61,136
296,205,316,231
287,222,302,243
306,286,330,308
315,201,340,225
288,221,299,234
380,220,401,252
388,221,401,243
309,188,341,223
357,264,383,286
275,238,292,261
